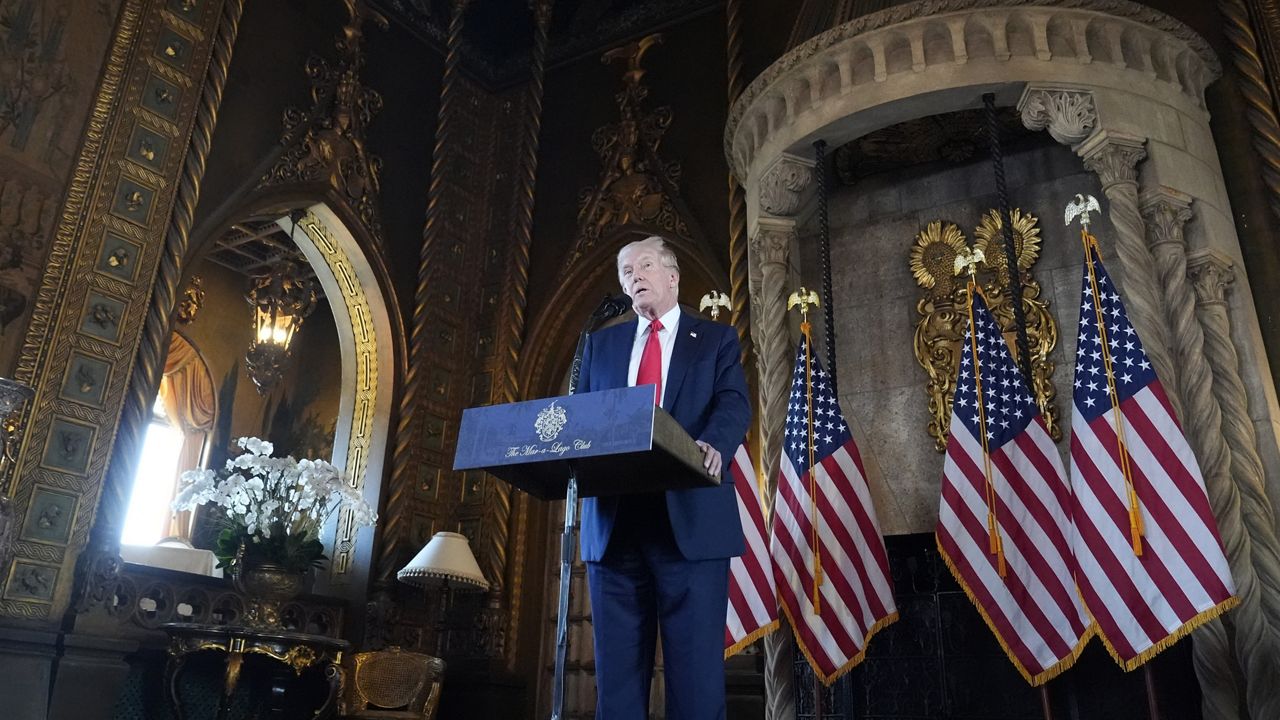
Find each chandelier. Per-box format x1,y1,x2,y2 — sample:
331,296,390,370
244,216,318,394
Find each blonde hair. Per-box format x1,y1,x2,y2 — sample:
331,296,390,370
616,236,680,286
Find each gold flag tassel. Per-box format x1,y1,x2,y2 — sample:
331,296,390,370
1081,230,1144,555
964,280,1007,578
789,287,824,613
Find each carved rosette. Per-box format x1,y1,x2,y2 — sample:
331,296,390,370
1018,87,1097,145
758,155,814,217
910,211,1061,451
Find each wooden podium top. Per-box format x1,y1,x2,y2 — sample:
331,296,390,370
452,386,719,500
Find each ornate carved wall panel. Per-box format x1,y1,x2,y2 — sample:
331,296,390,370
0,0,233,625
0,0,124,378
910,211,1061,452
374,73,527,664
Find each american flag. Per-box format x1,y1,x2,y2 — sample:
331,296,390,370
1069,242,1237,669
770,336,897,684
936,288,1091,685
725,444,779,657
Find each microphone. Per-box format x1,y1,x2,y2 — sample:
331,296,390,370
589,293,632,324
571,293,632,395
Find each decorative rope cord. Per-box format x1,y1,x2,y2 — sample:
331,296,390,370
983,93,1033,387
814,140,837,399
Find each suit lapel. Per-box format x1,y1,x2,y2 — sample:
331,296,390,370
662,311,700,413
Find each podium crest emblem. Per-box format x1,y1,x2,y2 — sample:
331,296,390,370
534,400,568,442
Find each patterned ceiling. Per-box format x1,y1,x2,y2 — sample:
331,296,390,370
371,0,721,86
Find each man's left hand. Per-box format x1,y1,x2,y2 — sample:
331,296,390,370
695,440,722,477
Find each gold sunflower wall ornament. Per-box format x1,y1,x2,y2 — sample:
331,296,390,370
910,210,1062,451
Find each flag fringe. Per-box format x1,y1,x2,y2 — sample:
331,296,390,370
779,601,899,686
724,618,781,660
1081,592,1239,672
935,534,1095,686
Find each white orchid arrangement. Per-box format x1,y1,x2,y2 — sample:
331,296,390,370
173,437,377,572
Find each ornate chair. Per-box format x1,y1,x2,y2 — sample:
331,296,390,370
340,647,446,720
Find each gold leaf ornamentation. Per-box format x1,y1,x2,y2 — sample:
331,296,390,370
973,208,1041,283
910,209,1061,451
909,221,967,300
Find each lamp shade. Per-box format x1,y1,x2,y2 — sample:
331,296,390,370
397,531,489,591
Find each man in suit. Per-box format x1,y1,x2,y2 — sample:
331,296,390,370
576,235,751,720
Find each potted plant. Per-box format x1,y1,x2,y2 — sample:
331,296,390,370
173,436,377,627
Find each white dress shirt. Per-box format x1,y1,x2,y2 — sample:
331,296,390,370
627,304,681,402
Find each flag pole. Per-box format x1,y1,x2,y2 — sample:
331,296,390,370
1143,664,1162,720
788,286,824,720
788,287,824,614
959,261,1006,577
1079,225,1144,555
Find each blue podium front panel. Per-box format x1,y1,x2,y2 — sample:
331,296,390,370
453,386,715,499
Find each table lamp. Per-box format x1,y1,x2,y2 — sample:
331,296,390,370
397,531,489,654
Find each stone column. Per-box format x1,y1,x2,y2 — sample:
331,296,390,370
751,153,811,720
1077,130,1183,412
1189,250,1280,720
1140,189,1246,720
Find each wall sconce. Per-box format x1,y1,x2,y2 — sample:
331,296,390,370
244,213,317,394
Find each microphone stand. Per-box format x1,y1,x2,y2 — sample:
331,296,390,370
551,294,631,720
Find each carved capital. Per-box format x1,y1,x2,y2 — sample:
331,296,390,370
1018,86,1097,145
750,218,794,267
758,154,814,217
1187,249,1236,306
1078,130,1147,188
1140,187,1194,252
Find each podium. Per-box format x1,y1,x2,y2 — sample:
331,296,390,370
452,384,718,720
453,385,719,497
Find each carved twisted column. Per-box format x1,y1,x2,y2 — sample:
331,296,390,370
101,0,247,544
725,0,752,360
1219,0,1280,225
1077,131,1182,412
490,0,553,666
1189,250,1280,720
751,216,797,720
381,0,471,583
1140,190,1247,719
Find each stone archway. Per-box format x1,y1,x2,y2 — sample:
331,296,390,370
726,2,1280,718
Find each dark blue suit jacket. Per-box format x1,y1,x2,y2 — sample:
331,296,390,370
576,309,752,562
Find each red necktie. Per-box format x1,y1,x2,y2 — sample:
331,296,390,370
636,319,664,405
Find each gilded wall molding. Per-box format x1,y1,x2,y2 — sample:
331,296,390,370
260,0,388,246
295,212,379,578
1,0,235,625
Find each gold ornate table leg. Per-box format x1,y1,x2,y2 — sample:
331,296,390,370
218,650,244,719
314,662,344,719
164,651,189,720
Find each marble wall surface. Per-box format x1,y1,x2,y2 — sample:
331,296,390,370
799,140,1110,535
